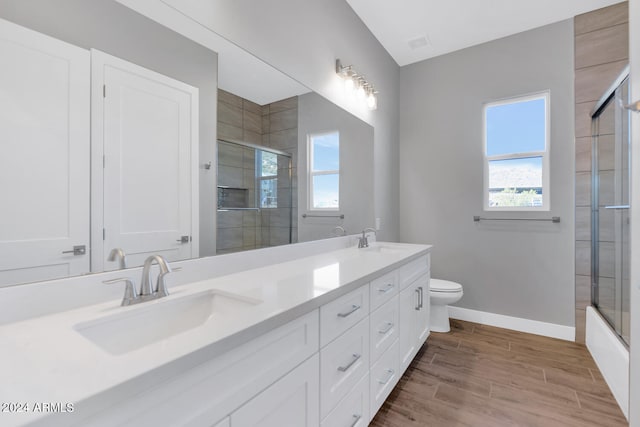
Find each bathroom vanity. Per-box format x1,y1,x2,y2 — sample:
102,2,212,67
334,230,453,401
0,239,431,427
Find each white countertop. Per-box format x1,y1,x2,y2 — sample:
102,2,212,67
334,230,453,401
0,241,430,426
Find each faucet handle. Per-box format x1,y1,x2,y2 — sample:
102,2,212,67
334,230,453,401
103,277,138,306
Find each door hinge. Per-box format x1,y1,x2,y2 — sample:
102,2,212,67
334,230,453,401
103,228,106,240
103,84,106,98
103,155,105,169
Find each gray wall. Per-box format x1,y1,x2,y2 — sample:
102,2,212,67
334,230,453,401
399,20,576,326
160,0,400,241
0,0,219,256
298,92,375,241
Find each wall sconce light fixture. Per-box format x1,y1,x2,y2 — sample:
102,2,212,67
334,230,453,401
336,59,378,110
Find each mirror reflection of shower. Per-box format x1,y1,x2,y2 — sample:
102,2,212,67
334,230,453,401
216,139,293,254
591,66,631,346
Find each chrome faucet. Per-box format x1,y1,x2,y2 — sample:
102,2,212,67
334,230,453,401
103,255,178,306
108,248,128,270
333,226,347,236
358,228,377,248
140,255,173,299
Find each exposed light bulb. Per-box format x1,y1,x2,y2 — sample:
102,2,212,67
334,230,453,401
335,59,378,109
344,76,354,92
367,92,377,110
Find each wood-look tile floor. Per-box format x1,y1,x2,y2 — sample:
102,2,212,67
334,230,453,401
370,319,628,427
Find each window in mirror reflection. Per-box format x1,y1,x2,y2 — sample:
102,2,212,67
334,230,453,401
259,151,278,208
309,132,340,210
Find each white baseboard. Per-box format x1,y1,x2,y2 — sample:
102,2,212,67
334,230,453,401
448,306,576,341
585,306,629,420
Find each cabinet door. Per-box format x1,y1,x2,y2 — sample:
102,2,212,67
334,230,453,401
231,354,319,427
92,49,199,271
415,274,430,346
0,18,90,286
399,281,420,372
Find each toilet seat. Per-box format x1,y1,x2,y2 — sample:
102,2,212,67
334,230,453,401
430,279,463,293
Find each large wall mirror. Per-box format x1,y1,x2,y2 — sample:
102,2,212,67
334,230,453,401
0,0,374,288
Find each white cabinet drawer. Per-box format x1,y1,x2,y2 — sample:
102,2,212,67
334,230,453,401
369,270,398,311
320,284,369,347
321,372,370,427
398,254,430,290
370,339,400,415
320,317,370,418
370,295,399,364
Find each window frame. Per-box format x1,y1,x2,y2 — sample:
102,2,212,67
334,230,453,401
483,91,551,212
308,130,340,211
257,150,278,209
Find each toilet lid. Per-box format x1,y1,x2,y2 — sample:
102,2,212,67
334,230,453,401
430,279,463,293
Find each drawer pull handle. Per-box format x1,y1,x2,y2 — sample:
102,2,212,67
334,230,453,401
350,414,362,427
415,289,420,310
337,353,361,372
378,322,394,334
377,283,394,293
378,369,395,385
337,304,361,318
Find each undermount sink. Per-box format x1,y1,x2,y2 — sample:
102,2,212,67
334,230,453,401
74,290,261,355
361,243,406,254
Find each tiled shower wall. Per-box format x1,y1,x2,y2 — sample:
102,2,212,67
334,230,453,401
574,2,628,342
216,89,298,253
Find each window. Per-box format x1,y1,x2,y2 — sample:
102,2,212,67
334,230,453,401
483,92,550,210
309,131,339,210
258,150,278,208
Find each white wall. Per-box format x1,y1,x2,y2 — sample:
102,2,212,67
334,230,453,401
629,0,640,424
147,0,401,241
399,21,576,326
298,92,375,241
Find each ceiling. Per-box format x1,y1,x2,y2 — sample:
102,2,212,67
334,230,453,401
345,0,625,66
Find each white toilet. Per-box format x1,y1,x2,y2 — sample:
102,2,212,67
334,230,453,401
429,279,463,333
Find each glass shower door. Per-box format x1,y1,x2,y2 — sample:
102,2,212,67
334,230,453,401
592,75,631,345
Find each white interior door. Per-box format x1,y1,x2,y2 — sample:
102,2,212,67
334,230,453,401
91,50,198,271
0,18,90,287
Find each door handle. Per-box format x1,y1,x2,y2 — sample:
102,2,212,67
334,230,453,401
176,235,190,243
377,283,395,293
378,322,394,335
415,289,420,310
337,304,361,318
62,245,86,256
337,353,361,372
377,369,395,385
604,205,630,209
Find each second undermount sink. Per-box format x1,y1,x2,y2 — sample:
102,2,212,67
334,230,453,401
74,290,261,355
360,243,406,255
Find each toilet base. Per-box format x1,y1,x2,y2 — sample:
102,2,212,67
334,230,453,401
430,304,451,333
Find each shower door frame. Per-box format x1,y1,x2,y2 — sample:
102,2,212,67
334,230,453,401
590,65,631,345
216,138,294,246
